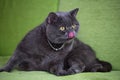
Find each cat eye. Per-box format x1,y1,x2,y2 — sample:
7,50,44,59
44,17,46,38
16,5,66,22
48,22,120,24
59,26,65,31
72,24,76,29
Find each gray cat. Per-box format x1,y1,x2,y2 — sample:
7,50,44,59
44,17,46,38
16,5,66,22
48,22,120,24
0,8,112,76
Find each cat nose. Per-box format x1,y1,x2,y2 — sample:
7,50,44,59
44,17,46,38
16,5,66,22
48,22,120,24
68,32,75,39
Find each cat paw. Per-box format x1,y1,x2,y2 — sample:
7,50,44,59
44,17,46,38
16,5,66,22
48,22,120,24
0,68,4,72
49,66,67,76
67,66,85,74
55,70,68,76
0,68,11,72
68,68,81,74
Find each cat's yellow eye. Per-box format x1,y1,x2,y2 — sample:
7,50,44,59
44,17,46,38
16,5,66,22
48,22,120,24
59,26,65,31
72,24,76,29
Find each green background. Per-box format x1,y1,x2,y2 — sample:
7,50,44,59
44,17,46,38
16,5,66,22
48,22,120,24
0,0,58,56
0,0,120,80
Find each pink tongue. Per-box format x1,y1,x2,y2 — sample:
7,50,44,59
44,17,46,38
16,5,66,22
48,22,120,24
68,32,74,39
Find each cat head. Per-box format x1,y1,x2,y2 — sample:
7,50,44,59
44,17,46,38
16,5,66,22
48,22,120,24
45,8,80,44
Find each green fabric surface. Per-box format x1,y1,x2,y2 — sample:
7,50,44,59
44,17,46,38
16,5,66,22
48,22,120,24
59,0,120,70
0,56,120,80
0,71,119,80
0,0,58,56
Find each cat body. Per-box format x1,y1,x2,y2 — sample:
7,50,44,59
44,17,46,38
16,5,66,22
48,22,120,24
0,8,112,76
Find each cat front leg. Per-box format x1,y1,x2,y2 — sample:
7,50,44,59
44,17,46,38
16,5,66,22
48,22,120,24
0,55,18,72
18,59,38,71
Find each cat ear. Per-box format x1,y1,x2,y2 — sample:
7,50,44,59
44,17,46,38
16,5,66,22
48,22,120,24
70,8,79,17
47,12,58,24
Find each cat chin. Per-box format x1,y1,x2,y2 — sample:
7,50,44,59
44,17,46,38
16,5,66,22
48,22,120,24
66,38,75,43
